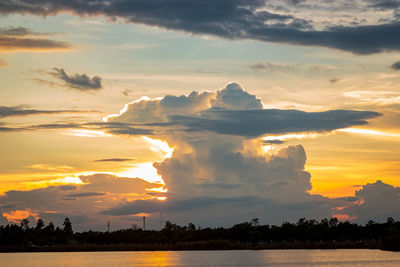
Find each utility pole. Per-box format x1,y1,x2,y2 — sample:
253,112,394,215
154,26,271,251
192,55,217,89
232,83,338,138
107,221,110,232
143,216,146,231
159,211,162,230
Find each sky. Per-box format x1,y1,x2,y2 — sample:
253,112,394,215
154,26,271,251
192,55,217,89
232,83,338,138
1,0,400,231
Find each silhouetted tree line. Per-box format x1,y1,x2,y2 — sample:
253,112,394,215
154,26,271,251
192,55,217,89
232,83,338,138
1,217,400,250
0,218,73,246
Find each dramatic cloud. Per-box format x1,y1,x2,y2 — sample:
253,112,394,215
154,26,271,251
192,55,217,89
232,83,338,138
0,26,71,52
0,106,96,118
0,1,399,54
0,83,388,228
391,61,400,70
50,68,103,91
99,83,383,226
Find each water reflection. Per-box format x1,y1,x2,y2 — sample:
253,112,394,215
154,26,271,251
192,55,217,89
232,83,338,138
1,249,400,267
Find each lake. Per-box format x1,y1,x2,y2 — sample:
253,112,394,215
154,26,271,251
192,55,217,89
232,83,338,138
1,249,400,266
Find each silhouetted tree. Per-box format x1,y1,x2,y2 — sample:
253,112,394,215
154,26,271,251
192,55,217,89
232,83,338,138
20,218,30,231
35,218,45,231
1,216,400,250
63,218,73,235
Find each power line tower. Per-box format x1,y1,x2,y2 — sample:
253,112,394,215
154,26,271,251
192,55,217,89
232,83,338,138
107,221,110,232
143,216,146,231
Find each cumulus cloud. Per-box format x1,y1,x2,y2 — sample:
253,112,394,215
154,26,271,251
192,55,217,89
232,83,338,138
0,1,400,54
0,83,388,228
0,26,71,52
50,68,102,91
99,83,382,226
342,180,400,222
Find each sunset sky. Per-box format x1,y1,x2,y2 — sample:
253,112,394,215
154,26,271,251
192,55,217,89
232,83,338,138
1,0,400,231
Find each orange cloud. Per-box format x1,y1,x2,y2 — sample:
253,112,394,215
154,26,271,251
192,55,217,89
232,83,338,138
3,209,39,223
333,214,357,221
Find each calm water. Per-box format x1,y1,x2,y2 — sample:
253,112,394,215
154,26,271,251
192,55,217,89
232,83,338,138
1,249,400,267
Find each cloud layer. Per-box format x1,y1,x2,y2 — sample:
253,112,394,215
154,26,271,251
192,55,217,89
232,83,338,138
1,1,400,54
106,83,380,138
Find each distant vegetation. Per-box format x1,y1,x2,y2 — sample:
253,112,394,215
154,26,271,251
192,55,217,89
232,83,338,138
1,217,400,252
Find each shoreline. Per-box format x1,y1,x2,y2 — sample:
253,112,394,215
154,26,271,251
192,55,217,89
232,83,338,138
0,240,386,253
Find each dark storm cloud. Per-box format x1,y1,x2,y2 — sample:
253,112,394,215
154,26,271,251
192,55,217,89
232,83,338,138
1,1,400,54
390,61,400,70
0,26,71,51
168,109,381,137
50,68,102,91
0,106,95,118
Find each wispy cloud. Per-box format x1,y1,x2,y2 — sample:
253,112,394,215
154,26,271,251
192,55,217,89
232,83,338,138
27,164,74,172
0,106,98,118
0,26,71,52
93,158,135,162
